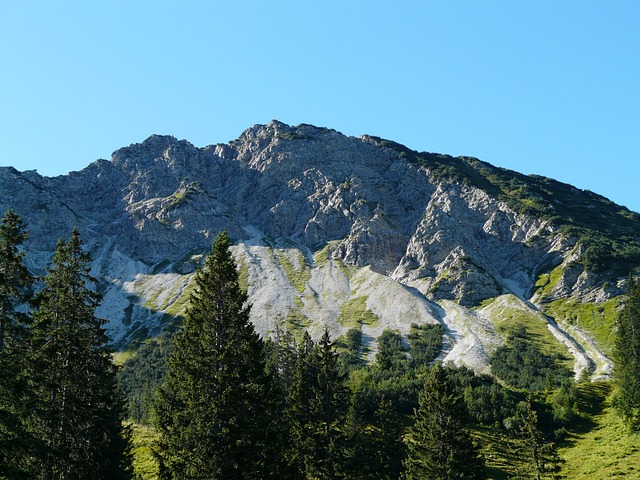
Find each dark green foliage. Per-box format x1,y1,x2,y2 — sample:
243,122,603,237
337,327,366,373
613,278,640,430
287,331,318,478
118,332,172,424
404,364,485,480
342,393,404,480
25,229,132,479
0,210,32,352
264,322,299,395
285,328,406,480
490,328,572,392
511,400,564,480
289,328,350,479
375,329,407,371
407,322,445,370
369,396,405,480
447,366,522,428
312,328,350,479
548,381,579,426
366,135,640,275
0,211,34,478
154,231,277,479
570,228,640,274
263,325,300,479
342,394,372,480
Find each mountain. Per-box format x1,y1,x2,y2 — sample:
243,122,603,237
2,120,639,379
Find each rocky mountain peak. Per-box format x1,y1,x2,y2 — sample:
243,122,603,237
1,121,637,378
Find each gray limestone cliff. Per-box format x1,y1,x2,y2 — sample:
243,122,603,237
2,120,638,379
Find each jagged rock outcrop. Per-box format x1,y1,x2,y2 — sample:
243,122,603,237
1,120,637,378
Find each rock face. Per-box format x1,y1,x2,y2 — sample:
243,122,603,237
1,120,635,378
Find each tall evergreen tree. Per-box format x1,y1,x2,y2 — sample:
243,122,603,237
512,400,564,480
614,277,640,430
263,323,300,479
370,396,405,480
404,364,485,480
287,331,318,479
25,229,132,479
342,393,405,480
287,329,350,479
155,231,277,479
308,328,350,479
0,210,31,352
0,211,33,479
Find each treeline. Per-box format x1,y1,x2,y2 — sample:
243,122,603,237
614,276,640,430
0,211,131,479
121,232,576,479
6,210,639,479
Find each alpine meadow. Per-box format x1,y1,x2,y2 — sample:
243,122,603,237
2,121,640,479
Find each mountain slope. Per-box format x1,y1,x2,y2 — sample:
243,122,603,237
1,120,637,378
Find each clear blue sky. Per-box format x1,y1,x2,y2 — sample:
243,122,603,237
2,0,639,212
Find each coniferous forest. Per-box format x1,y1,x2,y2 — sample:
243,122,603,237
2,212,640,479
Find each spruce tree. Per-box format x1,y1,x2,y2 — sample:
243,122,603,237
342,393,371,480
512,400,564,480
614,277,640,430
155,231,277,479
404,364,485,480
264,323,300,479
0,210,31,352
342,393,405,480
287,329,350,479
308,328,350,479
287,331,318,479
25,229,132,479
371,396,405,480
0,211,33,478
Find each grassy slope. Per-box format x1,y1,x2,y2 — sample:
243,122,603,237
559,382,640,479
469,382,640,480
478,294,572,363
130,423,160,479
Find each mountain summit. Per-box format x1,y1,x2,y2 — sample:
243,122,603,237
2,121,638,378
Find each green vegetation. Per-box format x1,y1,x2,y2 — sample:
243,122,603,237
312,242,353,278
534,264,565,295
512,400,564,480
613,278,640,430
375,329,407,371
482,295,573,365
236,253,251,292
337,296,380,328
0,220,132,478
285,305,312,333
155,231,279,478
119,332,171,424
559,383,640,478
164,181,203,212
335,328,367,371
313,243,333,265
407,322,446,370
0,211,35,477
276,249,311,293
491,327,573,392
163,276,197,317
543,297,620,357
130,424,160,479
366,135,640,275
404,364,485,480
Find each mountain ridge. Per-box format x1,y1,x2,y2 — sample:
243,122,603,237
1,120,637,379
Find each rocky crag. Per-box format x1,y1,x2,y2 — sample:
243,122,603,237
2,121,639,379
